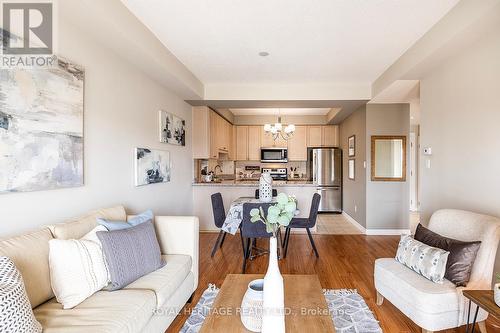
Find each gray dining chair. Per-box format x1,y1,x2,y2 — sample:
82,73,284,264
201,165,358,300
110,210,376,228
283,193,321,258
240,202,279,273
210,192,245,258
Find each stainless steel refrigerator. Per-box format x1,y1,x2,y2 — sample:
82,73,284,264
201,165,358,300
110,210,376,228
308,147,342,212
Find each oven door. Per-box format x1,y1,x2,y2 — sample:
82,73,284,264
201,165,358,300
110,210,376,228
261,148,287,163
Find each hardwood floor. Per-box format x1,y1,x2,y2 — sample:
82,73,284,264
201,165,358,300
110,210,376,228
167,233,499,332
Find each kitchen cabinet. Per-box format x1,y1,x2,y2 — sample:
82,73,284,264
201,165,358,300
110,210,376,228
287,126,307,161
192,106,233,159
307,126,323,147
247,126,261,161
236,126,248,160
322,125,338,146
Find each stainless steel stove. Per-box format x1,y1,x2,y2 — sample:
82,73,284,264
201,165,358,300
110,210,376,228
261,168,288,181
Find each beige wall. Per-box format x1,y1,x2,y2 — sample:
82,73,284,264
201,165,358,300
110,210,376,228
0,9,193,237
339,106,367,227
419,27,500,278
366,104,410,230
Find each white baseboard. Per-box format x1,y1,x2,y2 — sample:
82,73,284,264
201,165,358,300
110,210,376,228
341,212,367,233
365,229,410,235
341,212,410,235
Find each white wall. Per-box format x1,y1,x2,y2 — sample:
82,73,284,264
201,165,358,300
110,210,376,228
0,13,193,237
420,26,500,278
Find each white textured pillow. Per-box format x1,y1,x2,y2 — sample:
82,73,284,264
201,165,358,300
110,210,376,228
0,257,42,332
395,235,450,283
49,226,109,309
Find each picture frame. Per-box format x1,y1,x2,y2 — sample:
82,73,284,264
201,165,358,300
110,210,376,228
348,159,355,180
159,110,186,146
135,148,171,186
348,135,356,157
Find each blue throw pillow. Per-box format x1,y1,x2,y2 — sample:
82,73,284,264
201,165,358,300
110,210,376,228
97,210,154,231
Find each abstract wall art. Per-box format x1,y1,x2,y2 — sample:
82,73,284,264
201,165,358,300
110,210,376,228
159,110,185,146
0,58,84,193
135,148,171,186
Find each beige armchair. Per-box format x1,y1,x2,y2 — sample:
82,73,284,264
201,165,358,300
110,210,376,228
374,209,500,333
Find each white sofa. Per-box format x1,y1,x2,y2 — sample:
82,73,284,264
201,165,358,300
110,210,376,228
374,209,500,333
0,206,199,333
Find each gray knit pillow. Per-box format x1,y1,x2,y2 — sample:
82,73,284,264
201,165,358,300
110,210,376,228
96,221,163,291
0,257,42,333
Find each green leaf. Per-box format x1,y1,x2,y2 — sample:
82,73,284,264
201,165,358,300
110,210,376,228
266,222,273,234
267,214,278,224
276,193,288,205
285,202,296,213
250,208,260,217
277,215,290,226
250,216,261,223
268,205,280,217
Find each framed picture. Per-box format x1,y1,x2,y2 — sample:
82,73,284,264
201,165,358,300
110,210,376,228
348,159,355,180
348,135,356,157
159,110,185,146
0,57,84,193
135,148,171,186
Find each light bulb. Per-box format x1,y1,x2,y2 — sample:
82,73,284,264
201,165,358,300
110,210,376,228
274,123,282,131
264,124,272,132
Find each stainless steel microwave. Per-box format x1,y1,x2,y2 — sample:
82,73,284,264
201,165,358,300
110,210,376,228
260,148,288,163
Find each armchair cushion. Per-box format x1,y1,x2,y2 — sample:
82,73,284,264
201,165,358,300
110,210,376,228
395,235,449,283
414,223,481,286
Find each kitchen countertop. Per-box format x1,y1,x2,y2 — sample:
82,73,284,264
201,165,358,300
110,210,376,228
193,180,317,187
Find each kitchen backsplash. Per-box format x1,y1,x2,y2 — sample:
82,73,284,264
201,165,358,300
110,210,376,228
235,161,307,179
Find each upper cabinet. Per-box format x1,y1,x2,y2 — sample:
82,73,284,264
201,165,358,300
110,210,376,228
192,106,233,159
322,125,338,147
287,125,307,161
306,125,339,148
307,126,323,147
194,108,339,162
247,126,261,161
236,126,248,160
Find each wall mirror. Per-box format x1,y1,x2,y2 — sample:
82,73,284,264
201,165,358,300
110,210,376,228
371,136,406,181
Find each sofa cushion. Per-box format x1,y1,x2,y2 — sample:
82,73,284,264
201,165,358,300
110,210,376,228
34,289,156,333
0,228,54,308
49,206,126,240
97,222,163,291
375,258,459,314
124,254,192,308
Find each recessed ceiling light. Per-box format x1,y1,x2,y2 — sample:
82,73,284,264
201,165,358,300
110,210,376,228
258,51,269,57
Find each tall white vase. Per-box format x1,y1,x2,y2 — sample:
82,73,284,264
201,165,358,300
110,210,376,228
495,283,500,307
259,172,273,203
262,236,285,333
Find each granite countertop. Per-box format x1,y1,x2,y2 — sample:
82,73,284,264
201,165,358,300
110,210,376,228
192,180,316,187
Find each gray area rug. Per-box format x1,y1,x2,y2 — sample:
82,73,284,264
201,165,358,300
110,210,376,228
180,284,382,333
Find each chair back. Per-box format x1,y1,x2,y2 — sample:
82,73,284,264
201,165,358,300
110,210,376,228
428,209,500,288
254,189,278,199
241,203,273,238
305,193,321,228
211,193,226,228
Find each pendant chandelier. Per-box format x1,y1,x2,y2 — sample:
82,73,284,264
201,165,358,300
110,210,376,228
264,109,295,141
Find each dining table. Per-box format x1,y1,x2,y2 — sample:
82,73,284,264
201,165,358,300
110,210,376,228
221,196,299,235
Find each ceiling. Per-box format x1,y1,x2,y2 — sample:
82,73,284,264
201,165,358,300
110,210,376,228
230,108,331,116
122,0,458,86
